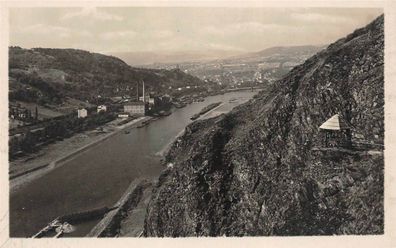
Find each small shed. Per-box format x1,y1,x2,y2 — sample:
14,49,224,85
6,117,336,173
319,114,352,147
77,108,88,119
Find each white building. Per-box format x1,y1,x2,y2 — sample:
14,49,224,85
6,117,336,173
139,95,150,102
148,97,155,105
139,95,155,106
97,105,107,113
77,108,88,118
124,102,145,116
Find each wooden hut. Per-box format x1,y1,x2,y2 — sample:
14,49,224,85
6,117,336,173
319,114,352,148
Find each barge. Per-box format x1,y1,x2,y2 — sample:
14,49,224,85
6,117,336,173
32,206,117,238
159,110,172,116
174,102,187,108
137,117,158,128
190,102,222,120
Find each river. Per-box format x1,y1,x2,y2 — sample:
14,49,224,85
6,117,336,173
9,90,258,237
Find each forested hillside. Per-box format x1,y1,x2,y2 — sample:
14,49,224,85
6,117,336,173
9,47,204,110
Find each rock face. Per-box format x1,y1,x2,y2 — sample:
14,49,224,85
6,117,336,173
144,15,384,236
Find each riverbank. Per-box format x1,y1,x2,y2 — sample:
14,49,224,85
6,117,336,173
9,90,260,237
111,98,249,237
10,89,260,188
10,116,151,192
155,101,227,157
85,178,153,237
86,178,152,237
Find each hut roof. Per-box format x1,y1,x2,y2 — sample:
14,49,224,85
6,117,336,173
319,114,350,130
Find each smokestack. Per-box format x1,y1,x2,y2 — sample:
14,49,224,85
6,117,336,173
136,82,139,100
142,80,145,103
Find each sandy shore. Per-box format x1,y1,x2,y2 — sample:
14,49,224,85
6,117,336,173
200,102,225,119
155,102,227,157
10,116,151,192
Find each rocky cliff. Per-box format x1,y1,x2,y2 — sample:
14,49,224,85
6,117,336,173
144,15,384,236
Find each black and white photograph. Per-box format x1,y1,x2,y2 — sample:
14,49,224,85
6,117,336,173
0,1,394,247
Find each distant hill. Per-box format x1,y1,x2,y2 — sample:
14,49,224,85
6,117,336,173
110,50,243,66
222,45,325,63
9,47,204,114
149,45,325,85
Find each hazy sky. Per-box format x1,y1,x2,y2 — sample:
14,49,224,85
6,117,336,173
9,7,383,53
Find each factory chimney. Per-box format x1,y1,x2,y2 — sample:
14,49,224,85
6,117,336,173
136,82,139,101
142,80,145,103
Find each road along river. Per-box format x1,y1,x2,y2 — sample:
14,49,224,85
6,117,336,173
9,90,258,237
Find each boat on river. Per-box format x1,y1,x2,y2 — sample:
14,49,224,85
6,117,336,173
174,102,187,108
190,102,222,120
32,206,117,238
190,113,200,120
159,110,172,116
137,117,158,128
137,121,148,128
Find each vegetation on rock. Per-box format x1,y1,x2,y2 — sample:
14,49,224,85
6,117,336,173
144,15,384,236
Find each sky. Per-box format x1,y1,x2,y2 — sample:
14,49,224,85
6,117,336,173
9,7,383,54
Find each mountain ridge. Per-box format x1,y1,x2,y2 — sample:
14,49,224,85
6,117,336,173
110,50,243,66
111,45,325,67
223,45,325,61
9,47,204,113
